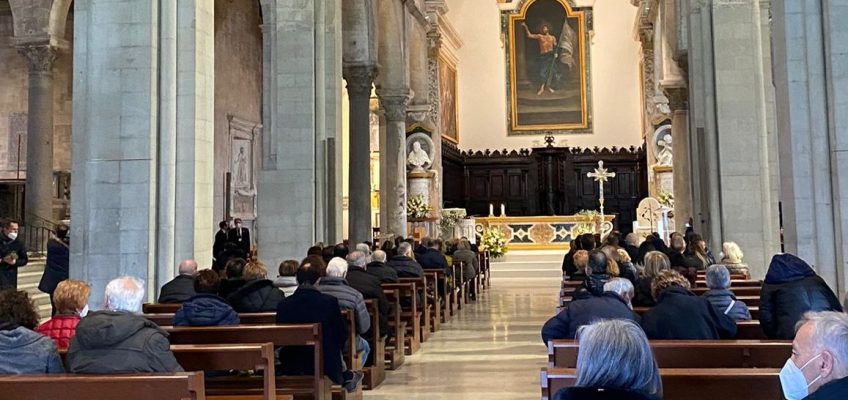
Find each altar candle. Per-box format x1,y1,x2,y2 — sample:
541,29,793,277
500,203,506,217
489,203,494,216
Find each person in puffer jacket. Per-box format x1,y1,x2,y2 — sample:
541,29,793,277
226,261,286,313
0,290,64,374
174,269,240,326
700,265,750,321
759,253,842,339
36,280,91,349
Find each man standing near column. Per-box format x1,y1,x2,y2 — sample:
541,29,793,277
228,218,251,259
0,219,28,290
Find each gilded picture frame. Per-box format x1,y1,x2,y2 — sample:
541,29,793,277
438,54,460,144
504,0,593,135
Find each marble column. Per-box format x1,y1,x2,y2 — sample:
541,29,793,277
19,44,58,231
379,90,411,238
665,87,691,231
344,65,377,245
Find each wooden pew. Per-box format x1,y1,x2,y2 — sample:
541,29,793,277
541,367,782,400
144,303,182,313
694,279,762,288
480,250,491,289
361,299,385,390
692,287,761,297
426,270,452,323
143,312,278,327
634,306,760,320
548,340,790,369
381,282,420,355
162,324,331,400
736,320,768,340
398,277,431,343
381,288,406,369
423,271,443,332
560,294,760,308
0,372,207,400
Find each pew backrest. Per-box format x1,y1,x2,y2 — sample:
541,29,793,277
0,372,206,400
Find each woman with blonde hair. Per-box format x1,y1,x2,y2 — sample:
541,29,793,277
36,279,91,350
631,251,670,307
714,241,750,278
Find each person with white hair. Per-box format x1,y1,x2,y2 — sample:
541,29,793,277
366,250,399,283
67,276,182,373
157,259,198,303
701,264,751,321
345,251,391,340
779,311,848,399
355,243,372,264
710,241,751,278
553,319,662,400
541,277,638,343
317,257,371,366
622,233,640,262
386,242,424,278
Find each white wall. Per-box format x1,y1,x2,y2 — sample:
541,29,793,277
445,0,643,151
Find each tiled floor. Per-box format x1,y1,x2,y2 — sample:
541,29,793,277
365,251,562,400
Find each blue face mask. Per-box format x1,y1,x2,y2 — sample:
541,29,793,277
779,354,822,400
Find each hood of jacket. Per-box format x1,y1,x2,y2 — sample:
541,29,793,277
765,253,815,284
178,294,235,324
0,326,44,349
318,276,349,286
273,276,298,288
73,311,163,348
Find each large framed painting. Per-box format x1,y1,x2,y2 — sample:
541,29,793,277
438,54,459,143
504,0,592,135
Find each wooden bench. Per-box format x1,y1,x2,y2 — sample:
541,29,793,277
634,306,760,320
692,287,761,297
426,270,452,323
0,372,206,400
548,340,790,369
694,279,762,288
381,288,406,369
162,324,331,400
540,367,782,400
423,271,443,332
399,276,432,343
382,282,420,355
560,294,760,308
361,299,385,390
143,312,278,327
144,303,183,313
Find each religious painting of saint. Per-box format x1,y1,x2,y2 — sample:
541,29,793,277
438,55,459,143
506,0,591,134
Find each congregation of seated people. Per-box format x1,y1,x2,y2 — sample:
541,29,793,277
547,229,848,399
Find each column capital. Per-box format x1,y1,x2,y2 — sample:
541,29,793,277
17,44,58,74
343,65,378,98
664,86,689,112
377,89,413,123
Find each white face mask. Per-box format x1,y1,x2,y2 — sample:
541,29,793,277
779,354,823,400
79,304,89,317
6,232,17,241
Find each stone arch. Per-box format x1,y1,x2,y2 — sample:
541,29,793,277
47,0,71,39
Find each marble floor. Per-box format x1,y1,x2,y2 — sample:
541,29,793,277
365,251,562,400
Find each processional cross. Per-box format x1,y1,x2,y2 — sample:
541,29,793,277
587,161,616,223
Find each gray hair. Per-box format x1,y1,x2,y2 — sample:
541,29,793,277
575,319,662,396
178,259,198,276
104,276,146,313
798,311,848,377
398,242,413,257
457,239,471,251
604,278,635,301
326,257,348,278
624,233,639,247
356,243,371,256
705,264,731,290
347,250,368,267
372,250,387,263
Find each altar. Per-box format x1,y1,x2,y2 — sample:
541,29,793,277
476,214,615,251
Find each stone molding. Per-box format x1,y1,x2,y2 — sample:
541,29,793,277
378,90,412,122
343,65,378,98
18,45,58,74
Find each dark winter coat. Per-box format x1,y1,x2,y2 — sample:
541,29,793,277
554,387,661,400
702,289,751,321
541,292,638,343
38,238,70,295
806,376,848,400
573,274,611,300
562,251,577,276
386,255,424,278
67,311,182,373
623,244,640,263
346,265,390,337
641,286,737,340
227,227,251,256
632,276,657,307
173,294,240,326
317,277,371,334
218,278,247,299
0,325,64,374
226,279,285,313
366,261,399,283
618,261,639,285
452,249,479,280
417,248,450,273
157,274,197,304
276,285,348,385
759,254,842,340
212,229,228,259
0,235,28,290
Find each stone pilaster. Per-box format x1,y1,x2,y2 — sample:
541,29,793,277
344,65,378,245
18,44,58,237
665,86,691,231
378,90,412,238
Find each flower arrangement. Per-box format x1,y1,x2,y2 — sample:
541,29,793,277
407,195,432,219
572,209,600,236
658,191,675,208
480,226,508,259
439,208,466,238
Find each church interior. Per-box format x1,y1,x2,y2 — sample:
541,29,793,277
1,0,848,399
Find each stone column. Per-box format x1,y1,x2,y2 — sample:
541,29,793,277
19,44,58,232
344,65,377,245
665,87,691,231
378,90,411,238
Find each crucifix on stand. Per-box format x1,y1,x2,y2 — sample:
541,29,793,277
587,160,616,231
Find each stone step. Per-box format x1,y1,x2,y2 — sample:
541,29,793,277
16,257,51,321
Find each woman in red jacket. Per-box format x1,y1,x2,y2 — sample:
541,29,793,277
36,279,90,349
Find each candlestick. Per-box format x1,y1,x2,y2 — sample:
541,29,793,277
489,203,494,217
500,203,506,217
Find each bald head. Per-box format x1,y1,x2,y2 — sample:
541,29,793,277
178,259,198,276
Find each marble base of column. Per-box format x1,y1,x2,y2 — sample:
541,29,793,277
344,65,377,244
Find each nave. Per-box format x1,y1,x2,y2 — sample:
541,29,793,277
367,252,561,400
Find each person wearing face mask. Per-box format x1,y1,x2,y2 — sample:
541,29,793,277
0,218,28,290
36,280,91,350
227,218,251,258
779,311,848,400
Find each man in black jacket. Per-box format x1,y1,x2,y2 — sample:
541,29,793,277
366,250,398,283
541,278,637,343
276,263,362,393
0,219,27,290
38,223,70,314
783,311,848,400
157,259,198,303
386,242,424,278
416,238,450,274
345,251,390,340
212,220,229,262
227,218,251,257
